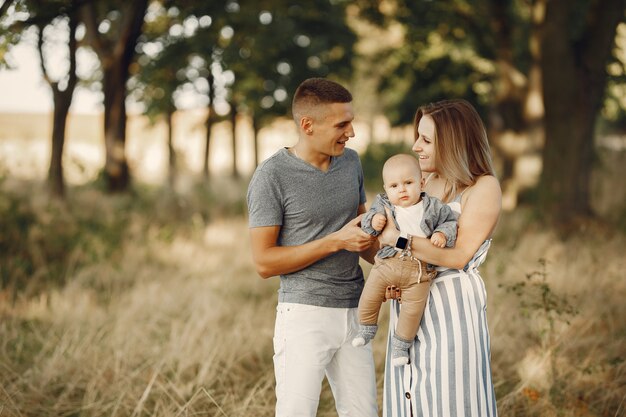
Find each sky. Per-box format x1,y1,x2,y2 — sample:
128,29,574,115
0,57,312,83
0,41,102,114
0,39,220,115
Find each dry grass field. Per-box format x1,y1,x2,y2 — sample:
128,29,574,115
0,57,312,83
0,108,625,415
0,175,624,417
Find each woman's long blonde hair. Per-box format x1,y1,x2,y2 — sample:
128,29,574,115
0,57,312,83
414,99,496,201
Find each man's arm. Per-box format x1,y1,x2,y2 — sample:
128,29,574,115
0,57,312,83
250,206,375,279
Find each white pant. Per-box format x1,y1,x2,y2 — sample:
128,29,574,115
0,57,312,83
273,303,378,417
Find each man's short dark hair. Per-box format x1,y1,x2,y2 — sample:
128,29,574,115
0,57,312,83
292,78,352,121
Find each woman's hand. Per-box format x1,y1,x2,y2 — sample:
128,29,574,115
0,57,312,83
378,207,400,247
385,285,402,303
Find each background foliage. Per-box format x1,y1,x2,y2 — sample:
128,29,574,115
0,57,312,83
1,0,626,415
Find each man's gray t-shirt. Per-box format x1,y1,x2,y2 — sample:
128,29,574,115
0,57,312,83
247,147,367,308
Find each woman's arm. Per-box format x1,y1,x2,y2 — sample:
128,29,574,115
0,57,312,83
379,175,501,270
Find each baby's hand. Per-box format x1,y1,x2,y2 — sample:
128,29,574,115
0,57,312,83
372,213,387,232
430,231,446,248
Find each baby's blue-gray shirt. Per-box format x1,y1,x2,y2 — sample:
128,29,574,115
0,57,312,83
362,192,458,259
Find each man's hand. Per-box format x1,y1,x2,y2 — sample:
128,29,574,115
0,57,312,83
333,215,376,252
372,213,387,232
430,231,446,248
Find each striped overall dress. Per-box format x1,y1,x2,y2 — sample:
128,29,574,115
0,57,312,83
382,192,497,417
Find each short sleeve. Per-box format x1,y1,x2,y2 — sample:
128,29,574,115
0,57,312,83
357,154,366,206
246,168,284,228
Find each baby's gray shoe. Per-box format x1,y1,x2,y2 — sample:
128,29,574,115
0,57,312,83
391,335,412,367
352,324,378,347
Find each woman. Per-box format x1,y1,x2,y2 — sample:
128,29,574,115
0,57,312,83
379,99,501,417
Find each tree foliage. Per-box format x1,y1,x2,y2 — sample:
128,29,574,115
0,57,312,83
0,0,82,197
131,0,357,172
538,0,626,223
355,0,523,123
356,0,626,225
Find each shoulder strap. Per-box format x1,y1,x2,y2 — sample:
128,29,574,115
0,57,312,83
452,186,469,202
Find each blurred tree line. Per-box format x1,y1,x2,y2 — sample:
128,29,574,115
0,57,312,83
355,0,626,225
0,0,625,227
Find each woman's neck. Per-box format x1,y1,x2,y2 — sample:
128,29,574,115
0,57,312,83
424,175,465,203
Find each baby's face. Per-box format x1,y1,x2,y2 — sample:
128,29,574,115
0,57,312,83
383,162,423,208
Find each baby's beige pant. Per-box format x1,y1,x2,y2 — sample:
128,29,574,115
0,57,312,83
358,255,436,341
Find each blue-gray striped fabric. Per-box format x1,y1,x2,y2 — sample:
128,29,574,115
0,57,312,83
383,239,497,417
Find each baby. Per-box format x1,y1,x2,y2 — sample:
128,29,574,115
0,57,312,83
354,154,457,366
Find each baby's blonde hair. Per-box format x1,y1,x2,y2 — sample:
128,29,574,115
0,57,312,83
382,154,421,185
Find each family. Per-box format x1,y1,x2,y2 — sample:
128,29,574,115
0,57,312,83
247,78,501,417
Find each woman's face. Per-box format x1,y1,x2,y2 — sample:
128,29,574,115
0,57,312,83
412,114,436,173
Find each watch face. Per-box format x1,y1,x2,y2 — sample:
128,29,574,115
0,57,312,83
396,236,408,250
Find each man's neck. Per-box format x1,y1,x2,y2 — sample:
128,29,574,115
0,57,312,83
292,145,331,172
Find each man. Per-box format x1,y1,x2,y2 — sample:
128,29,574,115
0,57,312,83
247,78,378,417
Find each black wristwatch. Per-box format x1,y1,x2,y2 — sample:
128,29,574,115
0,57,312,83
395,236,408,250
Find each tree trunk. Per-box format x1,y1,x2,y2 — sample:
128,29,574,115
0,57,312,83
203,109,213,179
80,0,148,193
230,100,239,178
48,91,72,197
486,0,545,209
523,0,545,149
487,62,526,208
166,109,176,188
539,0,625,224
252,114,259,168
203,73,215,179
102,64,130,192
38,13,78,198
